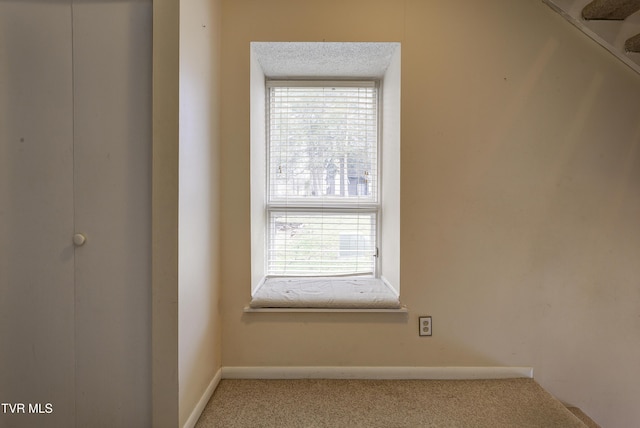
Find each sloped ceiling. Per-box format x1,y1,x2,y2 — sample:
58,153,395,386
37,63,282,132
582,0,640,20
544,0,640,74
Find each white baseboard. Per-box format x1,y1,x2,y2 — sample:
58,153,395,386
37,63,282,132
221,366,534,380
183,368,222,428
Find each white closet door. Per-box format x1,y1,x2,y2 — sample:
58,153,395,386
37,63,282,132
0,1,76,427
0,1,152,426
72,1,152,426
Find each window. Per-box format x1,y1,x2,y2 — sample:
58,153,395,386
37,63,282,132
267,81,379,277
249,42,401,309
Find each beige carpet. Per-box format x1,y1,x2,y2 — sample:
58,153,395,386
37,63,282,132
195,378,591,427
567,407,602,428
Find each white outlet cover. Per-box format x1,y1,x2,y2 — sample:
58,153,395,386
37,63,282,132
419,316,432,336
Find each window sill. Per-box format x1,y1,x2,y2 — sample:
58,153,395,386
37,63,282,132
244,306,408,313
249,276,401,310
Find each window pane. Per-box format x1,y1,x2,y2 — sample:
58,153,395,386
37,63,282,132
268,211,377,276
268,85,377,204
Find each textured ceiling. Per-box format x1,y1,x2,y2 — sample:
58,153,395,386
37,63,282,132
251,42,400,78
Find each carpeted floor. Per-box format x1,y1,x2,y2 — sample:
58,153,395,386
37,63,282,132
567,407,601,428
195,378,595,427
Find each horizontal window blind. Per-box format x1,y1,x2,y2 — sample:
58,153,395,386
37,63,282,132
268,83,378,204
268,211,377,276
266,82,379,276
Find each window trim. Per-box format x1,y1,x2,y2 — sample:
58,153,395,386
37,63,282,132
249,42,400,307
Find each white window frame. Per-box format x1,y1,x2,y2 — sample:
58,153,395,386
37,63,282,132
265,80,381,278
249,42,401,307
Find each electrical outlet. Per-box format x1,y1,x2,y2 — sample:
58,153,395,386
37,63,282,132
419,316,432,336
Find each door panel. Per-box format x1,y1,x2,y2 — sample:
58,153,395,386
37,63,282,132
72,1,152,426
0,1,152,426
0,1,76,427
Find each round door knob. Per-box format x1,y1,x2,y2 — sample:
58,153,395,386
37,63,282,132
73,233,86,246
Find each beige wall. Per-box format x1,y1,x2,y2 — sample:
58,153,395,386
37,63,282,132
153,0,223,425
178,0,223,426
219,1,640,427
